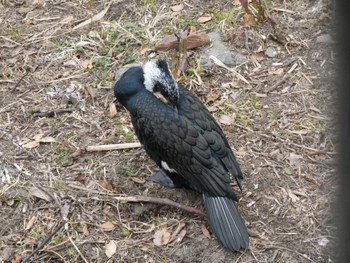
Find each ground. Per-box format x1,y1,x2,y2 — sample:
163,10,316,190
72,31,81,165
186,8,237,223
0,0,336,262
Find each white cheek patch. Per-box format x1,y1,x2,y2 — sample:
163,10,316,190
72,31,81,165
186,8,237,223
143,61,161,93
161,160,177,173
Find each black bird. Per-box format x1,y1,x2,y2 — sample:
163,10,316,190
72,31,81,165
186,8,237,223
114,60,249,251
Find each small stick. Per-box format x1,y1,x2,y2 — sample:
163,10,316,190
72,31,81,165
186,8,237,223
22,221,66,263
68,183,205,217
210,55,250,85
86,143,142,152
111,195,206,217
69,237,89,263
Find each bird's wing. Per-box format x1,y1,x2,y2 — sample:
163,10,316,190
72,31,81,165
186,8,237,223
178,85,243,188
131,90,237,199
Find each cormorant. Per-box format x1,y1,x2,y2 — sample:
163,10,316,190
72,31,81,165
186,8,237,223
114,60,249,251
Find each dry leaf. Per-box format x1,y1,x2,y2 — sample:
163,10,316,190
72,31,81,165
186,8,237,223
38,136,56,143
162,227,171,245
219,115,234,126
269,68,284,75
287,189,299,202
170,3,184,12
25,215,36,230
73,3,111,30
109,102,117,116
99,221,117,232
33,133,44,141
105,240,117,258
80,59,93,69
24,18,37,25
170,222,186,242
131,177,146,184
287,153,303,167
153,227,171,246
153,229,163,246
12,255,22,263
175,229,186,243
61,203,70,221
81,223,90,235
200,224,211,239
23,140,40,149
97,180,114,191
197,16,212,24
140,46,151,55
29,187,53,202
244,13,256,26
233,0,241,5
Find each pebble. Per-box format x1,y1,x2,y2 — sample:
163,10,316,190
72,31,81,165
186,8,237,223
265,47,277,58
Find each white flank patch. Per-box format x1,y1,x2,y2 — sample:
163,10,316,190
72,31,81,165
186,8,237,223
161,160,177,173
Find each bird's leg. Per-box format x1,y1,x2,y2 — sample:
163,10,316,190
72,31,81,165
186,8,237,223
148,169,179,188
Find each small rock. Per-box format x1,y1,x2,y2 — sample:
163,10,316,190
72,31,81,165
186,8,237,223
200,32,246,67
2,247,15,261
265,47,277,58
316,34,334,44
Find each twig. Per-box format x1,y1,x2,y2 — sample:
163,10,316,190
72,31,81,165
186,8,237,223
67,183,205,217
86,143,142,152
110,195,206,217
69,237,89,263
266,73,292,93
210,55,250,85
22,221,66,263
31,108,74,117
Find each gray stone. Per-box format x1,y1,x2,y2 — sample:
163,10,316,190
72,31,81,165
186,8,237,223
265,47,277,58
316,34,334,44
200,32,246,67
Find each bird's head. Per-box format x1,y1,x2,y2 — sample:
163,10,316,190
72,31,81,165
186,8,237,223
143,60,179,107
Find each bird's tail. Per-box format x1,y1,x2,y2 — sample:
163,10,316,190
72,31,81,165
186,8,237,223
202,194,249,251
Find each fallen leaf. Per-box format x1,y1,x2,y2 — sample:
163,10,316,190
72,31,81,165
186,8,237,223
33,133,44,141
269,68,284,75
170,3,184,12
80,59,93,69
219,115,234,126
23,140,40,149
175,229,186,243
105,240,117,258
97,180,114,191
287,153,303,167
61,203,70,221
24,18,37,25
200,224,211,239
11,255,22,263
162,227,171,245
131,177,146,184
109,102,117,116
153,227,171,246
25,215,36,230
170,222,186,242
189,26,196,34
287,189,299,202
38,136,56,143
73,3,111,30
81,222,90,235
153,229,163,246
197,16,212,24
140,46,151,55
99,221,117,232
29,187,53,202
244,13,256,26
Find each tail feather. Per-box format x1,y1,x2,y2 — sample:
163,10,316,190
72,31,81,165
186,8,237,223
203,194,249,251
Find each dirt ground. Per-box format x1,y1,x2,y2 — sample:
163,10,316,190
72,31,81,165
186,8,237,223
0,0,336,262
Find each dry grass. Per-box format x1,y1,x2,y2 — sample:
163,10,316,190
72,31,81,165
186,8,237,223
0,0,335,262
